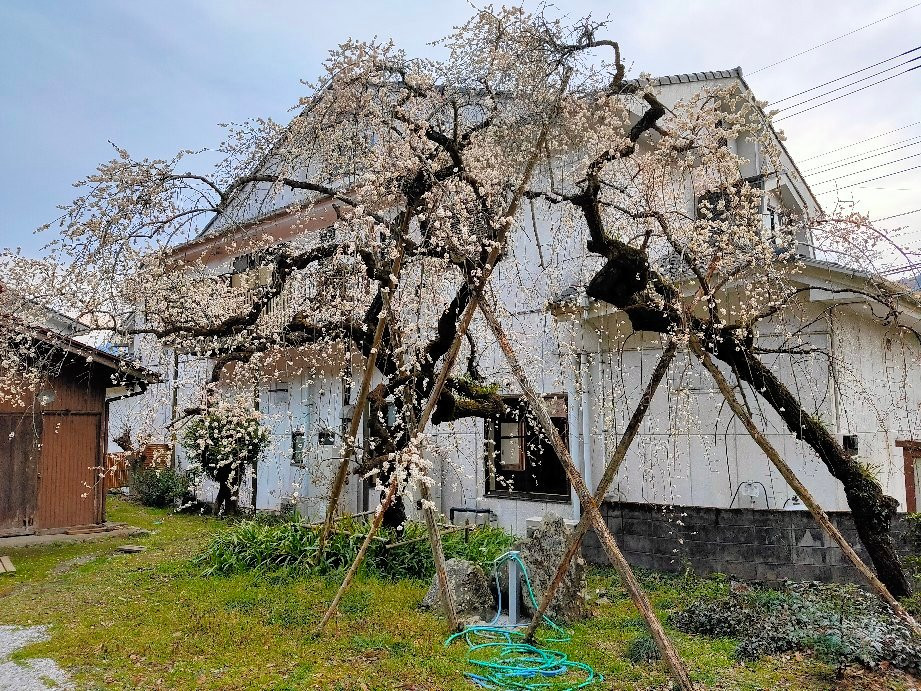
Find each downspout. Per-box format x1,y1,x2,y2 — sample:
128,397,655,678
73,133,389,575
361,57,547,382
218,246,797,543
566,353,582,520
578,296,594,501
580,351,594,497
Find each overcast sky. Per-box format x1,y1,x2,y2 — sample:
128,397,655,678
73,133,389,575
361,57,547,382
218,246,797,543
2,0,920,261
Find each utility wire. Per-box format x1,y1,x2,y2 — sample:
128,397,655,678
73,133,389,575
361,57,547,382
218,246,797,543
802,134,921,172
776,53,921,111
876,208,921,221
812,151,921,186
819,164,921,192
749,3,921,74
772,45,921,104
800,122,921,161
774,63,921,121
805,138,921,175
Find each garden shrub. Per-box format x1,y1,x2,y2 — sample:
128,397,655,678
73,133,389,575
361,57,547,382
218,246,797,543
625,634,661,663
196,515,515,582
180,400,271,515
670,581,921,671
132,467,192,508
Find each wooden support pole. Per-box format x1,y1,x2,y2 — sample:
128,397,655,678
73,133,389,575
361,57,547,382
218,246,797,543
314,473,399,634
523,340,678,642
689,335,921,638
478,298,694,690
420,483,461,632
318,239,407,554
316,75,570,635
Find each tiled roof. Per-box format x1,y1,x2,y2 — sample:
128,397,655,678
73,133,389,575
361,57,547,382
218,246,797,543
647,68,743,86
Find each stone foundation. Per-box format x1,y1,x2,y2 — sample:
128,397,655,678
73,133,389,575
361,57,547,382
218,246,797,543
582,501,912,584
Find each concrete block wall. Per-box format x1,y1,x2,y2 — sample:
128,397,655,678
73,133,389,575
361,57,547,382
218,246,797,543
582,501,911,584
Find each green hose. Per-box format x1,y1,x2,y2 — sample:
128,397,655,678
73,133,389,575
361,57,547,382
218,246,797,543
444,551,601,690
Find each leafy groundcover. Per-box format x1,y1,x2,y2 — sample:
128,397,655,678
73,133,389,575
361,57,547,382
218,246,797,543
670,581,921,671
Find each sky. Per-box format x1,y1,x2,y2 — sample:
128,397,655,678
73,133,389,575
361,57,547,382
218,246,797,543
1,0,920,266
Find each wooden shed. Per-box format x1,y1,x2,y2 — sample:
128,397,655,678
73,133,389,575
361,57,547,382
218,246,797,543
0,326,155,537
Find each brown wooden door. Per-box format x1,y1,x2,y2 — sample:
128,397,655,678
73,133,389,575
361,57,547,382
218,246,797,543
0,414,41,534
898,440,921,513
35,413,101,530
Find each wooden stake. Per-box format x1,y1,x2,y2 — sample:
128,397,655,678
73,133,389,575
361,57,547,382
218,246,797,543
523,341,677,642
689,335,921,638
318,239,407,555
314,473,399,634
420,483,461,632
478,298,694,690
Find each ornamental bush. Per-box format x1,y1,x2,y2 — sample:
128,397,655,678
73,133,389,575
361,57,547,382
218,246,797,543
132,467,192,509
180,401,271,515
197,516,515,582
670,581,921,671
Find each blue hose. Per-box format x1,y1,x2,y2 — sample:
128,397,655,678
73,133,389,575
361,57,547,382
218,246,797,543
444,551,601,690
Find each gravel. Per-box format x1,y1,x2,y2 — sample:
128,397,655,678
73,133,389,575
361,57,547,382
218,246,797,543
0,626,73,690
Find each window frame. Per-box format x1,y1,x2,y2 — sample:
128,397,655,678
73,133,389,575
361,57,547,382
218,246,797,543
484,394,571,503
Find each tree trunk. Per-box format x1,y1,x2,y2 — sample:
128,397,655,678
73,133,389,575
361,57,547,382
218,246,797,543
708,333,911,596
584,243,911,596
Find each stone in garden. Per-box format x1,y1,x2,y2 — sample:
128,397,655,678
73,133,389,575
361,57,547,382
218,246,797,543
420,558,496,622
516,513,587,624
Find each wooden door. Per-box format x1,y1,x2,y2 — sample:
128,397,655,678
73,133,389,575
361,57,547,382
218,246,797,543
35,413,101,530
0,414,41,535
898,440,921,513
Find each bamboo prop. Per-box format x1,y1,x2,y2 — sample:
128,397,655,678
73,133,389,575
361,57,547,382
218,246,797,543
419,482,461,632
316,74,572,635
523,340,678,642
314,473,400,634
689,335,921,638
317,238,407,555
478,298,694,690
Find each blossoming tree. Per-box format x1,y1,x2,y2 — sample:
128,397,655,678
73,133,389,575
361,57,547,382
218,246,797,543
3,6,920,685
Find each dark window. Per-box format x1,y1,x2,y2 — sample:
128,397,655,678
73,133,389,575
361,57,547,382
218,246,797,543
291,430,305,466
484,395,570,501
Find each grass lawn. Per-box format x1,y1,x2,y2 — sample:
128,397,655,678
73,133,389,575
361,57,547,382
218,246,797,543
0,499,914,690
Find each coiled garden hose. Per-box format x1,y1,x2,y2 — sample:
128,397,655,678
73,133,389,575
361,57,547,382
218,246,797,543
444,551,600,690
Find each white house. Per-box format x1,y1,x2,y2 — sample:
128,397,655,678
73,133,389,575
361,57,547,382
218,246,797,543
114,67,921,538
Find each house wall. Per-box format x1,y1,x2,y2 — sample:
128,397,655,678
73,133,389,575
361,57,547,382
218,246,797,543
112,74,921,539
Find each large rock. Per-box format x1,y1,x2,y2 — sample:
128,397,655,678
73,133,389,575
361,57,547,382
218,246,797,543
420,558,496,623
516,513,588,624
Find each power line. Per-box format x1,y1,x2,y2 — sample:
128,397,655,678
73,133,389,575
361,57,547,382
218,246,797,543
774,63,921,121
802,134,921,172
776,53,921,112
749,3,921,74
820,163,921,192
799,122,921,161
876,208,921,221
804,138,921,175
812,151,921,186
772,45,921,104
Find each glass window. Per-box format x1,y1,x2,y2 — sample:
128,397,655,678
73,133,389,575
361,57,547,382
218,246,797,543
485,395,570,501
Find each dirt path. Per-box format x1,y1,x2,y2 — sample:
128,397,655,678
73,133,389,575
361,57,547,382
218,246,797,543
0,625,73,690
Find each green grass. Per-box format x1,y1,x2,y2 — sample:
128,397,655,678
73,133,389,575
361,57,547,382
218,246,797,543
0,500,903,690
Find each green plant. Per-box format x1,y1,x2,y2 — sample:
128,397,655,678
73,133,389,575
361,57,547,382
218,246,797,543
625,634,661,663
180,400,271,515
196,516,515,582
670,581,921,671
132,467,192,508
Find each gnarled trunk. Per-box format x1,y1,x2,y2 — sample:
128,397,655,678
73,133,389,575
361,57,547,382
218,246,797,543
585,246,911,596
